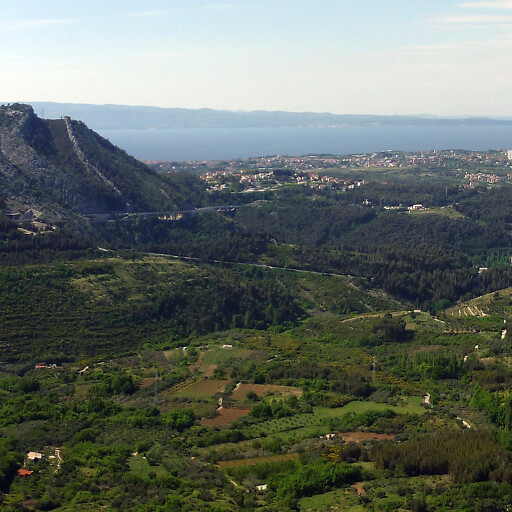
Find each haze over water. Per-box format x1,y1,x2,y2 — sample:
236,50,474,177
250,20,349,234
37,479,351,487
99,126,512,161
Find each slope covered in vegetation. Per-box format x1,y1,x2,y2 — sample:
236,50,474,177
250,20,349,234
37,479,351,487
0,104,208,217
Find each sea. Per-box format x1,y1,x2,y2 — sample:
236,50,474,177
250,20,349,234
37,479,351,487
98,125,512,162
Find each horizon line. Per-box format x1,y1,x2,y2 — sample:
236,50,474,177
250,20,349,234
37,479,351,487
3,100,512,120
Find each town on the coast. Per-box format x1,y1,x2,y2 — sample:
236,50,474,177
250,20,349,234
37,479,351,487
146,149,512,194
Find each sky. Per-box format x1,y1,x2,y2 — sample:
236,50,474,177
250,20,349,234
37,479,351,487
1,0,512,116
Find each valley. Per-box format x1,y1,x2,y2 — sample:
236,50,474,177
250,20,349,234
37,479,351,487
1,104,512,511
2,255,512,510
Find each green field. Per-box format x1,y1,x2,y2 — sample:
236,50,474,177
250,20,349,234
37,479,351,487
300,489,365,512
408,206,465,219
218,453,299,469
128,454,167,478
200,346,260,368
243,398,425,440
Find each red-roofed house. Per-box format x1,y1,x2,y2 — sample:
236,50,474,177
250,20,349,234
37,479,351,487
18,469,33,477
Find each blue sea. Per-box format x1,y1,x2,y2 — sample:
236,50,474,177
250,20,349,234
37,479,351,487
98,126,512,161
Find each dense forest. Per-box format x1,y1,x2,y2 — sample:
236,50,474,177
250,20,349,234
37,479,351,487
88,183,512,310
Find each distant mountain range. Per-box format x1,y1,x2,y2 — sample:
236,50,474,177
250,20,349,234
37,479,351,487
14,102,512,130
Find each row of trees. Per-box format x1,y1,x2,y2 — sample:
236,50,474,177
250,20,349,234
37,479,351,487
132,270,303,334
372,430,512,483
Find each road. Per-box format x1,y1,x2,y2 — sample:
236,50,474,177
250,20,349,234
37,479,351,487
144,251,355,279
86,205,241,223
97,245,355,279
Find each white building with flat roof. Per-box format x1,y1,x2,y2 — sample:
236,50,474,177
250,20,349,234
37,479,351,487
27,452,43,462
507,150,512,160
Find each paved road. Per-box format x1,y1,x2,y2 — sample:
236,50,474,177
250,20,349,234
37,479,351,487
86,205,241,222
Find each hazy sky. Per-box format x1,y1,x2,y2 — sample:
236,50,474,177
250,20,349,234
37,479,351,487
2,0,512,115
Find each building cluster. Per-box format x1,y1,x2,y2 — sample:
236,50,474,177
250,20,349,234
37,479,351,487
146,149,512,195
408,204,425,211
17,449,62,478
464,172,512,187
17,452,43,478
308,175,366,190
151,149,512,177
342,149,512,168
34,362,58,370
201,168,366,193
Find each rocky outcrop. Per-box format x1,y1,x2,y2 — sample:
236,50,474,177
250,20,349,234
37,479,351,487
63,116,122,197
0,104,180,221
0,105,67,216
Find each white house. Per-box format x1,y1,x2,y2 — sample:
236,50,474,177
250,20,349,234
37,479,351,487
27,452,43,462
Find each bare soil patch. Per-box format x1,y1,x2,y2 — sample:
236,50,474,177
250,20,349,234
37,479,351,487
189,351,205,372
140,378,155,389
341,432,396,443
176,379,230,397
352,482,366,496
204,364,217,378
201,407,250,427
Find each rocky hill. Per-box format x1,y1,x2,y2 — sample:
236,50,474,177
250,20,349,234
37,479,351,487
0,104,184,222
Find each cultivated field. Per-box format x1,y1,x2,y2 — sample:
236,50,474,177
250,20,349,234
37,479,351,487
201,407,250,427
173,379,230,399
231,383,302,400
217,453,299,469
242,398,425,440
